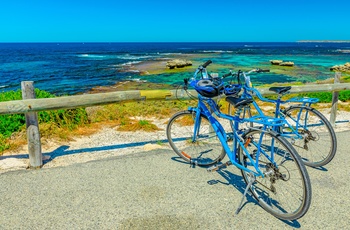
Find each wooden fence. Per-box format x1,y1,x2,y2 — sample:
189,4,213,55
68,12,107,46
1,72,349,168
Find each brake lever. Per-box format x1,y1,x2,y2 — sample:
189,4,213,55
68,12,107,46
183,78,189,90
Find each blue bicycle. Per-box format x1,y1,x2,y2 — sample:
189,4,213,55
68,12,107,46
225,69,337,167
166,61,311,220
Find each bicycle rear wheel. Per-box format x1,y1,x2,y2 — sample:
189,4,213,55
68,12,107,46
228,103,254,128
238,129,312,220
166,110,226,166
282,106,337,167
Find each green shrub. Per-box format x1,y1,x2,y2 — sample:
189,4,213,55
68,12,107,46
298,90,350,103
0,90,89,153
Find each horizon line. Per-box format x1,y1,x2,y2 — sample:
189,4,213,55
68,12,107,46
1,40,350,44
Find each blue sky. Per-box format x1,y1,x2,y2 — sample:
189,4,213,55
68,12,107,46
1,0,349,42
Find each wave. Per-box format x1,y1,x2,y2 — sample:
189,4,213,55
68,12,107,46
0,85,7,89
116,54,155,60
162,53,183,55
336,49,350,53
112,61,142,68
201,50,234,53
77,54,107,59
120,61,142,66
77,54,155,60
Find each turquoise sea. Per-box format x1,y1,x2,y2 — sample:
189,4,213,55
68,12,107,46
0,42,349,95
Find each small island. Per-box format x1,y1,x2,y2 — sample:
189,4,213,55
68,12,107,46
297,40,350,43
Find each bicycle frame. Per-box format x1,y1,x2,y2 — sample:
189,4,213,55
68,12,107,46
189,94,286,177
239,72,322,140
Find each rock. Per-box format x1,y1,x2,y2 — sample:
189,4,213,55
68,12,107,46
279,61,294,67
166,59,192,69
330,62,350,73
270,60,283,65
270,60,294,67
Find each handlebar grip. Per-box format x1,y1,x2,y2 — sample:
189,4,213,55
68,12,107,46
202,60,212,68
222,73,232,78
258,69,270,73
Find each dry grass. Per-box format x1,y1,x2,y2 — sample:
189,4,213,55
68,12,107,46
1,96,349,155
117,119,162,132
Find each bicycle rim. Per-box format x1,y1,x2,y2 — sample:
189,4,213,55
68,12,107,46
239,129,312,220
283,106,337,167
166,110,226,166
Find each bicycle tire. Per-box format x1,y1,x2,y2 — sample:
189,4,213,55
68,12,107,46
238,129,312,220
166,110,226,166
282,106,337,167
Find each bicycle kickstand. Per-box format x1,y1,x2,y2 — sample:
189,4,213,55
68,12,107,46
235,172,255,215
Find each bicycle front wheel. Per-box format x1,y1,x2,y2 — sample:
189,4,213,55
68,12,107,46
238,129,312,220
282,106,337,167
166,110,226,166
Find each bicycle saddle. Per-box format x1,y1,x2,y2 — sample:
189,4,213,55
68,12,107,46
269,86,292,94
225,97,253,108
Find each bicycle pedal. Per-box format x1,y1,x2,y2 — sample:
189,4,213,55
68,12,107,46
207,161,232,172
207,163,223,172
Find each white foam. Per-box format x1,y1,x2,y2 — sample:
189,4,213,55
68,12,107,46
201,50,233,53
336,49,350,53
120,61,142,66
77,54,106,58
116,54,154,60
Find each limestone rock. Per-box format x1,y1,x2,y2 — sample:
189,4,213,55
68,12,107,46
270,60,283,65
330,62,350,72
270,60,294,67
279,61,294,67
166,59,192,69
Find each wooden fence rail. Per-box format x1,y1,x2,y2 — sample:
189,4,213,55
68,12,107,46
1,83,350,115
1,75,349,168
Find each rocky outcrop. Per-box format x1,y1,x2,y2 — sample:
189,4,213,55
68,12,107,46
279,61,294,66
166,59,192,69
270,60,294,67
330,62,350,73
270,60,283,65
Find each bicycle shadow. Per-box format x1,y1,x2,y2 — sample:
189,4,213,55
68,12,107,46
170,157,303,228
213,169,302,227
1,139,171,165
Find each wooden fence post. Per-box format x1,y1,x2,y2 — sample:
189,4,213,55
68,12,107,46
330,72,341,127
21,81,42,168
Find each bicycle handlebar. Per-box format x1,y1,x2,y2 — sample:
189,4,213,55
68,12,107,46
222,72,232,78
257,69,270,73
201,60,212,68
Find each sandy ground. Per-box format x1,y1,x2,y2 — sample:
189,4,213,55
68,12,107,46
1,108,349,174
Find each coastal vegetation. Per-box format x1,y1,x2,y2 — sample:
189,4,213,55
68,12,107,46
1,86,350,154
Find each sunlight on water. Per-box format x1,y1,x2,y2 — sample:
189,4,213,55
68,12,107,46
0,42,349,95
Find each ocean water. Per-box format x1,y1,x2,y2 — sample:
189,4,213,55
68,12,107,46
0,42,349,95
